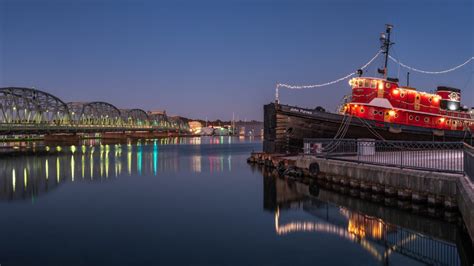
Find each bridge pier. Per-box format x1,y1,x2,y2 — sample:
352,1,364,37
44,134,81,145
101,132,129,140
126,131,169,139
101,131,171,140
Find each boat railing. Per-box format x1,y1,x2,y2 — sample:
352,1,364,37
303,138,465,174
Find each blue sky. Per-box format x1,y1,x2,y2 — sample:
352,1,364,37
0,0,472,120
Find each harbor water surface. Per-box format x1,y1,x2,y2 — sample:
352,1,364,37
0,137,471,265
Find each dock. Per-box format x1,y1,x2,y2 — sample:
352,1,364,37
249,139,474,245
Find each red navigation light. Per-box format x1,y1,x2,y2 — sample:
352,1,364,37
392,89,399,96
433,96,440,103
439,117,445,123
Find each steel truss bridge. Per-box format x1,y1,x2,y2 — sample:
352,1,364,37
0,87,190,135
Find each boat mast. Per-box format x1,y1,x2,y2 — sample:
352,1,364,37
379,24,394,79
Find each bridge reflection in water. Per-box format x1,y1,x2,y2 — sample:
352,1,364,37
0,137,235,201
261,169,471,266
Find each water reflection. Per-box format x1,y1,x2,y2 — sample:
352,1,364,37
0,137,244,201
261,168,472,266
1,138,472,265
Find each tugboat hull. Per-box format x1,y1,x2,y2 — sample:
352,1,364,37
263,103,473,153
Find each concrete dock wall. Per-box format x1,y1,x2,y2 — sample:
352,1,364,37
457,175,474,245
295,156,458,200
249,152,474,244
295,155,474,244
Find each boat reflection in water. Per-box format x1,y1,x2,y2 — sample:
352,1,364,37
0,137,237,201
260,168,473,266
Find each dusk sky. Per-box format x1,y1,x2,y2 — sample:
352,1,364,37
0,0,472,120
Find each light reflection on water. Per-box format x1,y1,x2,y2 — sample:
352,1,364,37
0,137,471,266
0,137,241,201
260,168,472,266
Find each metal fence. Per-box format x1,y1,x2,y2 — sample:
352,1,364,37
464,143,474,182
303,138,465,174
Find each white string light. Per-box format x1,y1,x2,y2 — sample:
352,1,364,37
274,51,473,103
276,50,382,90
389,55,474,74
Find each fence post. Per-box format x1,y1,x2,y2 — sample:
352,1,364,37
357,140,360,163
463,145,466,176
400,147,403,169
325,142,329,160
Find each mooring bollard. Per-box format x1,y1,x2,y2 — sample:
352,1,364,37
308,162,320,177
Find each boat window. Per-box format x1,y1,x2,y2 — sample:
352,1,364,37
385,83,391,89
371,80,377,88
394,113,399,118
360,108,365,113
364,80,370,87
415,116,420,121
428,97,432,103
358,80,363,87
400,92,406,98
424,117,429,123
409,115,414,120
373,110,378,115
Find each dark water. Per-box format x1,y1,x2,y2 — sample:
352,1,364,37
0,137,471,266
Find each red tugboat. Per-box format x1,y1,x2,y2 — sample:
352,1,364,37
263,25,474,153
345,79,473,133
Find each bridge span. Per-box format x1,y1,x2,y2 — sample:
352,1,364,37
0,87,191,137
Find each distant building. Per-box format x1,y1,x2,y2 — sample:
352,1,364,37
235,121,263,137
188,120,235,136
188,121,203,134
148,110,167,116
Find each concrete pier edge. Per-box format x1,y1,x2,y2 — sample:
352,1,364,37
249,152,474,244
